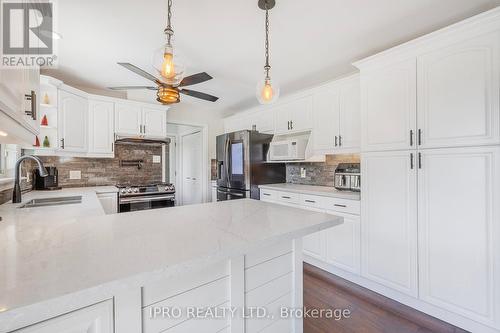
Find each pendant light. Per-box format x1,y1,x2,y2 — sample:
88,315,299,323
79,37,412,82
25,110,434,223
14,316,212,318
256,0,280,104
152,0,186,86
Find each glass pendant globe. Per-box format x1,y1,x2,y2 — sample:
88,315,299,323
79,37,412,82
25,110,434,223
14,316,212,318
256,78,280,104
152,42,186,86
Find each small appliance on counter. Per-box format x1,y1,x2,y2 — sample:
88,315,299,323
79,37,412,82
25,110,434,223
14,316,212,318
33,166,61,190
334,163,360,192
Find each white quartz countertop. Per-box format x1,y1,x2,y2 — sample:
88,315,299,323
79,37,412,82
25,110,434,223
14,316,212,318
0,198,341,318
259,183,361,200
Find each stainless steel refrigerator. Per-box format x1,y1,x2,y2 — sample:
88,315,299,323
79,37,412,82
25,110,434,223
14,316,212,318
216,130,285,201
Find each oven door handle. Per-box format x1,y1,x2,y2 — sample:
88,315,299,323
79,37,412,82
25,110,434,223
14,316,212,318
119,195,175,204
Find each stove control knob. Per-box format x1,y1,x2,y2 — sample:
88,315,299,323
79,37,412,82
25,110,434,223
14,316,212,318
127,188,133,193
133,188,139,193
120,189,126,194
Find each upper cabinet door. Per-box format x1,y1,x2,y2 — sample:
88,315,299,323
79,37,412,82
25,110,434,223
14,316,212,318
115,102,142,136
417,32,500,149
337,77,361,152
274,96,313,134
142,107,167,138
89,100,114,154
361,59,417,152
312,85,339,152
418,146,500,327
361,151,418,297
59,90,88,152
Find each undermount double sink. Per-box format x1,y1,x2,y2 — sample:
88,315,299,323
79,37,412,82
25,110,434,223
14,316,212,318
19,196,83,209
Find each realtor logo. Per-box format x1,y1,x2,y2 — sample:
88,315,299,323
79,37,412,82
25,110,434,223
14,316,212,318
1,1,57,68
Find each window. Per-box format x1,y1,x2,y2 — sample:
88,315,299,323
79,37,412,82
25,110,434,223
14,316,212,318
0,144,19,179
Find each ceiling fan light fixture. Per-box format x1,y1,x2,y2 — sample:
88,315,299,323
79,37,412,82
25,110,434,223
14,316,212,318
157,86,180,104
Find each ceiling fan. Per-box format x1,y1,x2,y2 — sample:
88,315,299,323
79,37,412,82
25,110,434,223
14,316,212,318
108,62,219,105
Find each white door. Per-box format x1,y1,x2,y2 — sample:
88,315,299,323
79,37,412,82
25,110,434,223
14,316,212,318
337,77,361,152
115,102,142,136
143,107,167,137
418,146,500,327
361,150,418,297
325,212,360,274
181,131,203,205
312,84,339,152
361,59,417,152
417,31,500,149
89,100,114,154
58,90,88,152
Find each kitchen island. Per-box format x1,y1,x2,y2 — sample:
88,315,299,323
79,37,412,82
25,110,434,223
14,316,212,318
0,196,342,333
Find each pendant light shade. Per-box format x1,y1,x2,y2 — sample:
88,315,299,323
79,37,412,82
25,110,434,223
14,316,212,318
152,0,186,86
256,0,279,105
256,77,280,104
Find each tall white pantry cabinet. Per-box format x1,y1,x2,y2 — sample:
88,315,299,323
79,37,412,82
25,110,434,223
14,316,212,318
355,8,500,332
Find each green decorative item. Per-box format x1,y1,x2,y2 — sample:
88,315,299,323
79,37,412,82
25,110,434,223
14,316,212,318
43,136,50,148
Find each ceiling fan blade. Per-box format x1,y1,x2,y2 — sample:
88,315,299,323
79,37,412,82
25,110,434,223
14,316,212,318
108,86,157,90
117,62,161,84
180,89,219,102
179,72,213,87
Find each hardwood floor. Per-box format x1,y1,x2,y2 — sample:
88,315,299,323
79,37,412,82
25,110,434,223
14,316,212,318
303,263,469,333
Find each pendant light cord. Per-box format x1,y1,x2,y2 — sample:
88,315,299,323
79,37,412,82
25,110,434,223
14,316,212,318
264,5,271,80
165,0,174,45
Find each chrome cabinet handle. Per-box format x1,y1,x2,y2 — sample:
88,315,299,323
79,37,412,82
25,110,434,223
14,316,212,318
143,125,146,134
305,200,316,203
60,138,65,149
339,135,342,146
281,196,291,199
410,130,414,146
290,121,293,130
418,152,422,169
418,129,422,146
410,153,414,169
335,136,338,147
287,121,290,130
334,204,347,208
263,193,271,196
24,91,36,120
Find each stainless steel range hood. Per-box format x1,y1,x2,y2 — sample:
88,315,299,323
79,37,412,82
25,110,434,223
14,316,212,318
114,135,170,145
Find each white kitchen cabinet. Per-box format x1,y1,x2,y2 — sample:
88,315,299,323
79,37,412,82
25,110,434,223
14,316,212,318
337,77,361,152
143,106,167,138
115,103,167,138
97,192,118,214
224,109,274,134
361,150,418,297
312,84,339,151
360,59,417,152
14,299,113,333
0,67,40,141
89,100,114,155
325,212,360,274
274,96,313,134
417,146,500,327
114,102,142,136
58,90,88,152
417,31,500,149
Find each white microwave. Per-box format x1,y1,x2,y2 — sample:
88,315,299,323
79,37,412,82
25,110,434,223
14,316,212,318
268,139,307,161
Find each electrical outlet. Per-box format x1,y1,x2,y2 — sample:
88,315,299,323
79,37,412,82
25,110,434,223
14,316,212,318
69,170,81,180
153,155,161,163
300,167,306,178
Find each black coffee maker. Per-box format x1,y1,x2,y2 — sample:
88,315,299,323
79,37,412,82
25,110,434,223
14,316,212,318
33,166,61,190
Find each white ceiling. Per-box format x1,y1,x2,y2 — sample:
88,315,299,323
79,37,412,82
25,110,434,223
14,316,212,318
43,0,500,116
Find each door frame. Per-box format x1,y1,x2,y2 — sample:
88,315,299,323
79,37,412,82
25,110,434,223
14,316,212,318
169,121,209,205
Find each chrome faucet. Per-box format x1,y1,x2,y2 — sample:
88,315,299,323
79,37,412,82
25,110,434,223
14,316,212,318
12,155,48,203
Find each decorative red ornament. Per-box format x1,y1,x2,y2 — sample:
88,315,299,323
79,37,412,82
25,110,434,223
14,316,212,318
41,114,48,126
34,136,40,147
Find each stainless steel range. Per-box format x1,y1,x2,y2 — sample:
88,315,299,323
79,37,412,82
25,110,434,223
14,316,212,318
117,183,175,213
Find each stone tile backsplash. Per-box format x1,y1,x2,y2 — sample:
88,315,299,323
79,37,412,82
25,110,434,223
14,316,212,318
31,143,165,188
286,154,360,187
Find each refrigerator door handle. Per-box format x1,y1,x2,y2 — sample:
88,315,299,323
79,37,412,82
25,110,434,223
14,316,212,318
225,137,231,185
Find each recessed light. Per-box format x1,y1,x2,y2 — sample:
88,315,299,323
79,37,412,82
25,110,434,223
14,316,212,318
0,130,8,137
